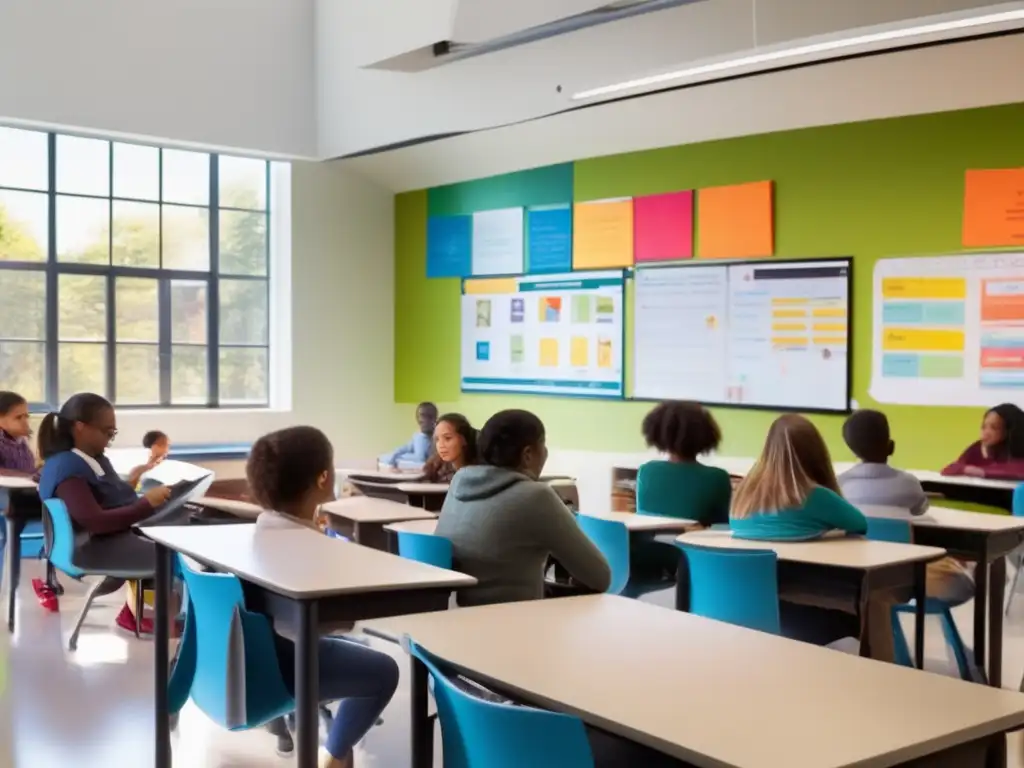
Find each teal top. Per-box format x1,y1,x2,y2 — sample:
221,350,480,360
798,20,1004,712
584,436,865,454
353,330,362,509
729,486,868,541
637,460,732,527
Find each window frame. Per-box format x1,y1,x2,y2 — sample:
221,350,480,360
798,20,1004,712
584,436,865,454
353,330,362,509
0,128,271,409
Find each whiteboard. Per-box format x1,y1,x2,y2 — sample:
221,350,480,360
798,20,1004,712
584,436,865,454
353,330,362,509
461,270,625,398
633,259,851,412
870,251,1024,406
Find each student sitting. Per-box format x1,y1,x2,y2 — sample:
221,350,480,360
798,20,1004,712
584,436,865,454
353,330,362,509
729,415,896,660
248,426,400,768
942,403,1024,480
380,402,437,469
839,409,974,605
638,401,731,525
37,393,172,634
422,413,478,484
435,409,611,606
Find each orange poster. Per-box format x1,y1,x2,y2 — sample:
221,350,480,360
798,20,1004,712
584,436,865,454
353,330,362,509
696,180,774,259
963,168,1024,248
573,199,634,269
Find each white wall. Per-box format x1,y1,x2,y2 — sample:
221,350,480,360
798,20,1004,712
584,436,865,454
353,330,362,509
112,161,405,470
0,0,316,158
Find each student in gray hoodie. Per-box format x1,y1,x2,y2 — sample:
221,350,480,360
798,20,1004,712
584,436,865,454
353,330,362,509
435,409,611,605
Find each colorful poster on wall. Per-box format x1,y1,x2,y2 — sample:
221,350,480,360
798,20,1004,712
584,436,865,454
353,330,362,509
963,168,1024,248
461,270,624,398
572,199,633,269
471,207,524,276
634,190,693,263
426,214,472,278
696,180,774,259
870,252,1024,406
527,204,572,273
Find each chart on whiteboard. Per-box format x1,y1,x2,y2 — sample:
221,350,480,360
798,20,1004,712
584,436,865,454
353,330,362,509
633,260,851,411
870,252,1024,406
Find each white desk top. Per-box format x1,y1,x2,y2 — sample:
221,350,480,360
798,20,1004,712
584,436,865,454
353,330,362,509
581,511,697,532
679,529,945,569
321,496,437,524
0,476,37,490
367,595,1024,768
141,525,475,599
909,469,1018,491
336,467,425,481
395,482,449,495
384,519,440,535
916,506,1024,533
193,496,263,520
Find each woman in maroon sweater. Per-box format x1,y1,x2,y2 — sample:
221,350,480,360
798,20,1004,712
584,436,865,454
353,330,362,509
942,403,1024,480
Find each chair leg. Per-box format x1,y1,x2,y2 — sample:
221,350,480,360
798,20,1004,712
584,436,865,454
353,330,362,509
133,580,144,639
68,576,125,651
891,607,913,667
939,607,973,681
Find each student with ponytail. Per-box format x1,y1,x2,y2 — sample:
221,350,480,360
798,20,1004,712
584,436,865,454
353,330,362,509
37,393,172,633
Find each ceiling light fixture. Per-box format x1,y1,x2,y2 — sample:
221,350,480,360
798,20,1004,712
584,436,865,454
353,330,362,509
571,7,1024,100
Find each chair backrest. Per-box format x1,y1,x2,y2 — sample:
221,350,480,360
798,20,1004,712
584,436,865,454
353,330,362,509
42,498,84,579
176,555,293,730
576,515,629,595
677,542,780,634
397,531,452,568
864,516,912,544
407,639,594,768
1013,484,1024,518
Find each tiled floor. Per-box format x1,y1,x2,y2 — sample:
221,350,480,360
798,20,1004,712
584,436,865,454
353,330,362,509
5,561,1024,767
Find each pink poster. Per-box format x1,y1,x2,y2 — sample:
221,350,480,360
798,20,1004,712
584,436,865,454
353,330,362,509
633,190,694,263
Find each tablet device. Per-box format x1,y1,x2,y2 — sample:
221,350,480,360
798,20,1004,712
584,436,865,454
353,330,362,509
136,473,215,527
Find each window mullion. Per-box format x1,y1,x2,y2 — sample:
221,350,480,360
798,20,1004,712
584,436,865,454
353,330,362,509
44,132,58,407
159,278,171,405
208,154,219,407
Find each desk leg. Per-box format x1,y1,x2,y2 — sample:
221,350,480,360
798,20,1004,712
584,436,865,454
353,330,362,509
410,655,432,768
974,543,989,674
154,543,172,768
295,600,320,768
914,561,926,670
988,556,1005,689
6,517,23,632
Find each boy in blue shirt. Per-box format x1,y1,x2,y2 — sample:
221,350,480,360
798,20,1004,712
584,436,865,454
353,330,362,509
381,402,437,468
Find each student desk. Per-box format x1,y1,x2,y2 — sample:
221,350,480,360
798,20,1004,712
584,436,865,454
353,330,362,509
191,495,262,520
336,467,425,483
910,506,1024,687
582,510,697,533
678,530,945,667
1,476,40,631
142,524,475,768
366,594,1024,768
911,470,1017,511
320,496,437,550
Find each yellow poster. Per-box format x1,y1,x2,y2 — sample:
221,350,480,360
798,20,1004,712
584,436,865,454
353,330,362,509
539,338,559,367
573,199,634,269
597,338,613,369
570,336,589,367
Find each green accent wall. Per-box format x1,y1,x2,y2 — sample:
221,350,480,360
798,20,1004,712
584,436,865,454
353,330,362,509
394,103,1024,467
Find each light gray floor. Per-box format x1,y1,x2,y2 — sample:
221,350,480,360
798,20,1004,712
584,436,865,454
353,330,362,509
5,561,1024,766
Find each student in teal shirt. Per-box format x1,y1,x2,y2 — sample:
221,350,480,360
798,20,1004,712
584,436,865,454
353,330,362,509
730,413,867,540
638,400,732,526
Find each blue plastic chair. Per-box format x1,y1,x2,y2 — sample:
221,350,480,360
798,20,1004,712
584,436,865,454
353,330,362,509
863,516,972,679
576,515,630,595
407,638,594,768
397,531,453,569
676,541,781,634
42,498,152,650
1005,484,1024,614
173,554,294,730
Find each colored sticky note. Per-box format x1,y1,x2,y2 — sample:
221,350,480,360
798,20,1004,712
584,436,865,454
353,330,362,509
472,207,524,276
570,336,589,367
696,181,774,259
426,215,471,278
573,199,634,268
539,338,559,367
597,338,613,369
634,190,693,262
527,205,572,273
963,168,1024,247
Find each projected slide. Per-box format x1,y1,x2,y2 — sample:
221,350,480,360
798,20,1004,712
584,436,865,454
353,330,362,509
461,271,625,398
633,259,851,412
870,251,1024,406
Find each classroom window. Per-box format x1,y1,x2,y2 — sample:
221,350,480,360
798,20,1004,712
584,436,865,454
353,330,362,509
0,126,273,408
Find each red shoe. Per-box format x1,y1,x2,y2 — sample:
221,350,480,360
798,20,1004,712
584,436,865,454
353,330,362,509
114,603,153,635
31,578,59,612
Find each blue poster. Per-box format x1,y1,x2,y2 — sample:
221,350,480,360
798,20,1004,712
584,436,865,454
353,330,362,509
427,215,472,278
527,205,572,274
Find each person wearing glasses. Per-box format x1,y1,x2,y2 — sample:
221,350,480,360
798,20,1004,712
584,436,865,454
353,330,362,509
37,393,172,634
